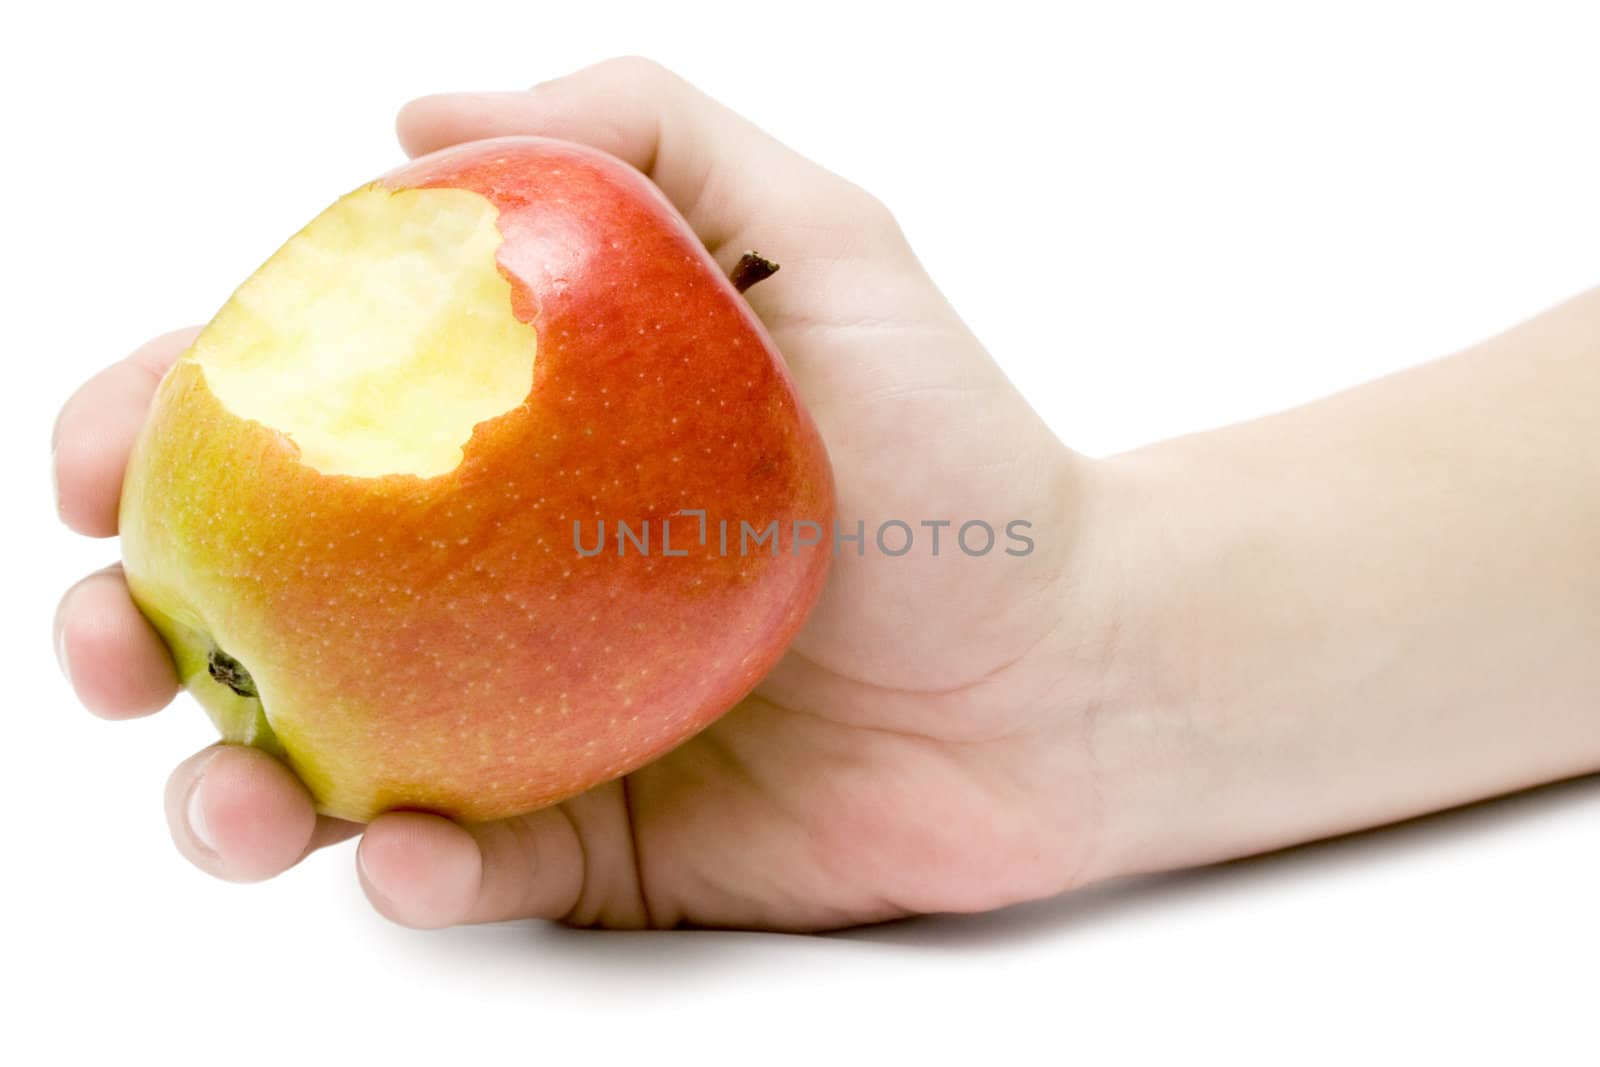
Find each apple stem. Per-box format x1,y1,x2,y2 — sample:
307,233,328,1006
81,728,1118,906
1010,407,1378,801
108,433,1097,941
729,251,779,293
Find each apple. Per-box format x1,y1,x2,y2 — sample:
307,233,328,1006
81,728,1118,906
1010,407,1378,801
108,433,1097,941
118,137,834,823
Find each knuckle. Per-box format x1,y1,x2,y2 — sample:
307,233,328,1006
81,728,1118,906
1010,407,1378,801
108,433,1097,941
835,180,906,243
597,55,682,91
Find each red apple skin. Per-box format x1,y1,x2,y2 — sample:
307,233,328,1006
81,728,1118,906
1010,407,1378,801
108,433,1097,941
119,137,835,822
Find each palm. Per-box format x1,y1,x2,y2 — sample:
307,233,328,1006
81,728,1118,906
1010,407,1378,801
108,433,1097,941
607,252,1091,928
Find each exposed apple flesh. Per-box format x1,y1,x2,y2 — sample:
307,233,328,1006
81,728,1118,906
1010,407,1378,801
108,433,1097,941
119,137,834,823
196,185,541,479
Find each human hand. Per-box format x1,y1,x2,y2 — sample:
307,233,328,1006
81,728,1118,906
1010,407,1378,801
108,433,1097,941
53,58,1108,930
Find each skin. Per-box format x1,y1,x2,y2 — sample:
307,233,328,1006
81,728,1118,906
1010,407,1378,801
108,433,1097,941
53,57,1600,931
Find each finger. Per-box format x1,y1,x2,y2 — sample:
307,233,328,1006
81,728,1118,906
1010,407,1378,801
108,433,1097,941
166,744,358,883
395,56,896,258
54,327,200,537
54,564,178,719
355,813,487,928
356,783,639,929
357,808,583,929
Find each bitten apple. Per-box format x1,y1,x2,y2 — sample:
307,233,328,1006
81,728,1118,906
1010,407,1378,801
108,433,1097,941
119,137,834,823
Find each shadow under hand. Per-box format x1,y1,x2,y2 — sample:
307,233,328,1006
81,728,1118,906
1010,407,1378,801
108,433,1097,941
835,772,1600,949
385,908,888,990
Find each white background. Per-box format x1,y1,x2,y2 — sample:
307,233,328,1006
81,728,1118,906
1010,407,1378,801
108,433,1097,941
6,0,1598,1061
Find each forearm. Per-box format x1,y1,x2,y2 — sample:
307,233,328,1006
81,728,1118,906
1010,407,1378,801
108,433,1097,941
1081,286,1600,880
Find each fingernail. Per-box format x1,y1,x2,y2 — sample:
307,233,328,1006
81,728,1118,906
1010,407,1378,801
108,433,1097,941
356,840,377,887
50,445,63,521
355,841,398,911
188,778,217,854
54,619,71,682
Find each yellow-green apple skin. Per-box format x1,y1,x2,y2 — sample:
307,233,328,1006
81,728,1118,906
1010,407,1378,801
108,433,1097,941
119,137,834,823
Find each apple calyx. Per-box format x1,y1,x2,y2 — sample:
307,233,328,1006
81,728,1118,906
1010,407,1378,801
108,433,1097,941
207,648,258,699
729,251,779,293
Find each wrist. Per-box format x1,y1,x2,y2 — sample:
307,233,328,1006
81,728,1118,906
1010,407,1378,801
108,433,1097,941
1050,446,1208,884
1064,436,1374,883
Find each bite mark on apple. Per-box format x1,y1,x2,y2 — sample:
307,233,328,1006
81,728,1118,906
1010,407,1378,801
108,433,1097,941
185,184,539,479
